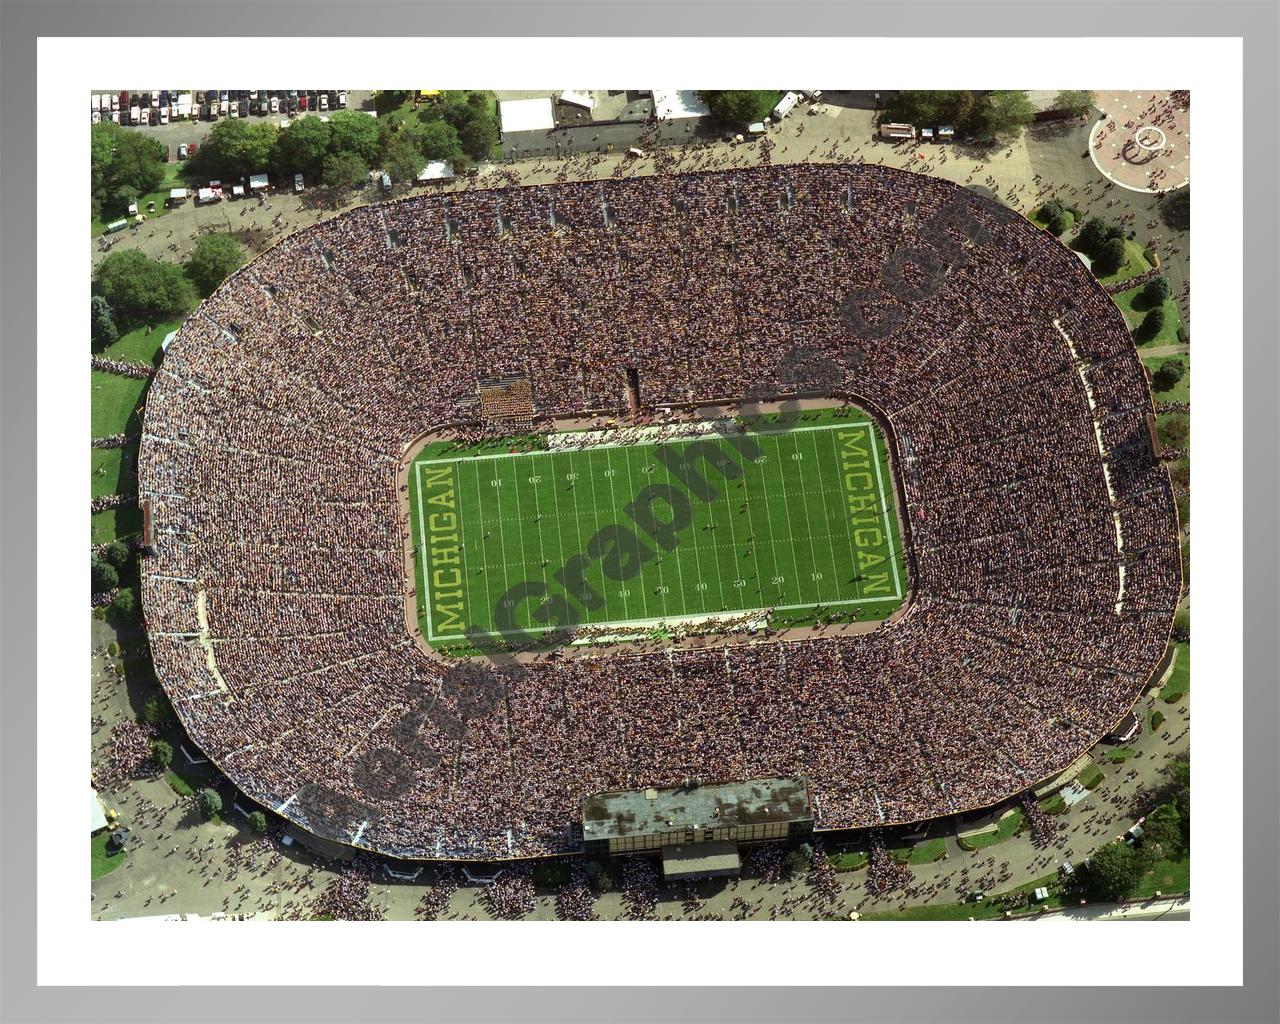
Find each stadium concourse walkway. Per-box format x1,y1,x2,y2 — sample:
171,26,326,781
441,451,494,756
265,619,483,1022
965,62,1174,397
91,608,1190,921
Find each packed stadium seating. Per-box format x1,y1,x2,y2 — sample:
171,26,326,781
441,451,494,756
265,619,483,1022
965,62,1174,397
139,163,1181,859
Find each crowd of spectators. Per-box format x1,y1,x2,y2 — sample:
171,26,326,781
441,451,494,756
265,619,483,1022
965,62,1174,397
137,162,1181,861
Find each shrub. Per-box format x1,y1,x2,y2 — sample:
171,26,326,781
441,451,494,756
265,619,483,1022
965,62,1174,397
1141,276,1171,304
150,738,173,769
197,787,223,819
1094,236,1127,276
91,296,118,352
1151,358,1185,393
1138,306,1166,341
102,540,131,569
107,640,121,657
91,558,119,592
248,810,268,833
143,693,174,728
110,588,137,619
1150,710,1166,731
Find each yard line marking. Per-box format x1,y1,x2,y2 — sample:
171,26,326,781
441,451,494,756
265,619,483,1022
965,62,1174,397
793,431,824,604
622,444,655,620
737,432,771,607
491,460,512,625
767,432,806,606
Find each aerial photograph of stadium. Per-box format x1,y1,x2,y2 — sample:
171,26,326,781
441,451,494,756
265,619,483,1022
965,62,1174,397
89,88,1191,922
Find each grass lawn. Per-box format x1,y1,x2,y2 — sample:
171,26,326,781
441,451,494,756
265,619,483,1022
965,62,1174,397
91,830,126,879
92,505,144,545
1156,411,1190,450
828,851,869,872
1029,207,1074,235
1107,747,1136,764
92,444,138,500
1161,642,1190,704
1079,238,1154,288
90,370,149,438
103,315,189,366
1038,793,1067,815
957,809,1023,851
1143,354,1190,404
1113,285,1184,346
1076,763,1105,790
91,160,187,237
890,838,947,864
1134,856,1190,899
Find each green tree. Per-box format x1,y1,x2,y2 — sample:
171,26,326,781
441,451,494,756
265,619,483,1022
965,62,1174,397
94,250,196,323
1161,413,1189,447
321,151,369,190
1094,235,1128,276
1139,305,1167,340
110,588,137,619
197,787,223,819
884,90,975,128
91,122,167,218
966,91,1036,145
1142,275,1171,304
91,558,119,592
143,694,174,728
699,90,779,126
1052,90,1096,118
248,810,268,833
150,739,174,770
186,233,246,297
1081,841,1144,899
91,296,118,353
273,116,333,178
383,135,426,183
458,116,498,162
327,110,383,165
1077,217,1110,254
192,119,278,180
1151,358,1185,393
102,539,131,569
1142,802,1183,861
405,119,462,161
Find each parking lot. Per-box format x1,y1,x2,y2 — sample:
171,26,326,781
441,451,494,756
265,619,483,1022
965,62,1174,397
91,89,376,156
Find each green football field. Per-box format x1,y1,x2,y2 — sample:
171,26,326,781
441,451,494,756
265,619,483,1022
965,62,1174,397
408,407,907,652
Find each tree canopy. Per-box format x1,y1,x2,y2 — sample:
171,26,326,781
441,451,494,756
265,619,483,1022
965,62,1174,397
197,787,223,819
327,110,383,165
1094,235,1128,277
186,233,246,297
699,90,779,127
91,296,118,353
1080,841,1144,899
322,151,369,191
91,122,167,218
91,558,119,592
150,739,174,770
883,90,975,129
93,250,196,324
965,91,1036,145
383,135,426,183
1142,275,1171,304
1052,90,1096,118
273,116,333,178
1151,358,1186,393
405,119,463,161
191,119,279,180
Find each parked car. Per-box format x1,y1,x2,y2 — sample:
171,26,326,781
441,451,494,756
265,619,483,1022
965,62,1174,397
119,90,129,109
159,106,169,125
318,93,329,111
130,104,140,124
111,93,120,110
110,110,120,124
269,96,279,114
91,110,101,125
160,89,169,106
337,91,347,108
298,94,308,111
293,173,304,193
178,143,189,160
229,100,238,118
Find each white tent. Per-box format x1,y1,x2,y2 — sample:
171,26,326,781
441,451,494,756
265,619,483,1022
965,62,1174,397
248,173,269,191
652,89,710,121
90,789,107,834
499,96,555,133
168,188,188,203
558,89,594,112
417,160,455,182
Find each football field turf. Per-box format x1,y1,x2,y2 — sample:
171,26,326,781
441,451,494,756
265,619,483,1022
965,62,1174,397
408,407,907,651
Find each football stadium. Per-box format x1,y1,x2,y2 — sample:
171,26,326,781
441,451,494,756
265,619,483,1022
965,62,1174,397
138,162,1181,861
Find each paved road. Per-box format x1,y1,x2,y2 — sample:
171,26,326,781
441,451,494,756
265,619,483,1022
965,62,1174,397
1030,896,1191,922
